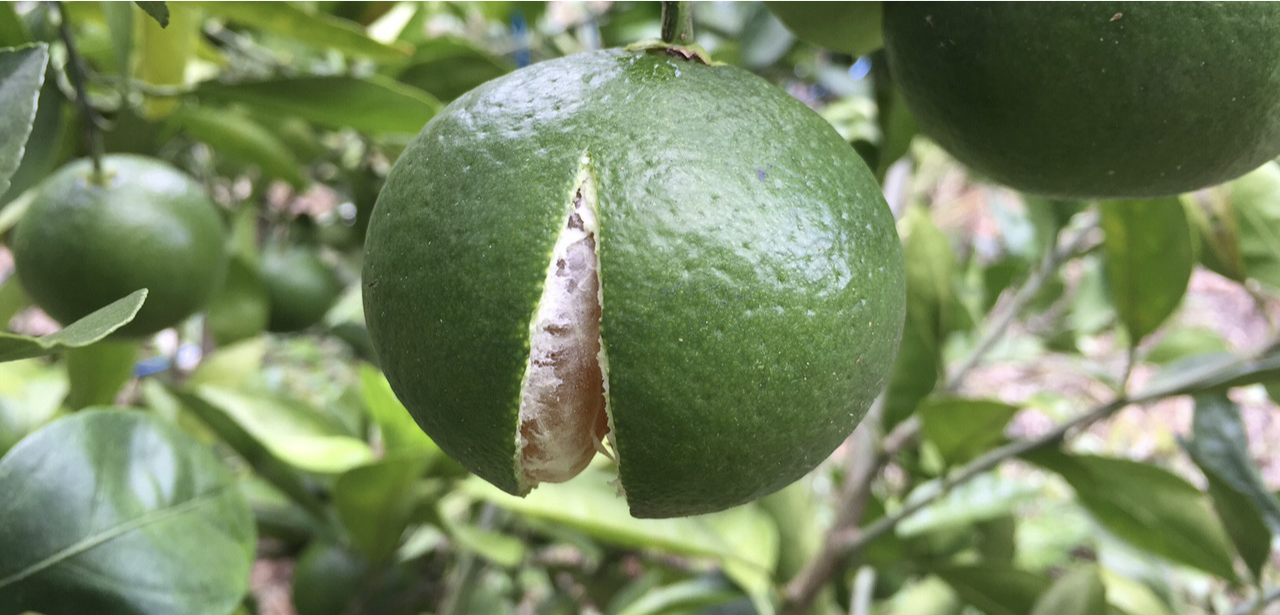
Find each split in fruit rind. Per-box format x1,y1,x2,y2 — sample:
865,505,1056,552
514,157,616,493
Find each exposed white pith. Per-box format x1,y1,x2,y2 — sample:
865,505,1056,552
515,160,616,492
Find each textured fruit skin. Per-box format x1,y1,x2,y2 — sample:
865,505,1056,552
259,246,341,333
13,155,227,337
883,3,1280,199
766,2,884,57
363,49,905,518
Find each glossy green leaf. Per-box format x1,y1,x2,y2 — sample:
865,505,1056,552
1030,566,1108,615
0,58,68,207
1100,199,1194,342
103,3,133,80
442,516,527,568
898,472,1039,537
169,388,331,524
188,337,266,388
64,340,139,410
615,577,741,615
393,37,513,102
1186,392,1280,531
919,398,1020,465
195,75,440,135
196,385,373,473
0,289,147,363
882,577,963,615
0,3,30,46
136,2,195,118
1025,450,1238,580
134,1,169,27
461,467,777,574
360,363,447,460
192,1,410,61
1099,569,1176,615
0,44,48,197
934,564,1050,615
1143,327,1230,365
1225,163,1280,289
885,204,953,426
0,360,66,457
0,409,255,615
333,455,431,562
172,105,306,188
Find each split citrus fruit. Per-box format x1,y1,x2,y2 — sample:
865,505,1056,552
883,3,1280,199
12,155,227,338
362,48,905,518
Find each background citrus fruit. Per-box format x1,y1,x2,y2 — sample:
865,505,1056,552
883,3,1280,199
766,1,883,57
259,244,342,333
363,48,905,518
12,155,227,338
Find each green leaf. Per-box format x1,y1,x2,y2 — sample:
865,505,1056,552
882,577,963,615
1100,199,1194,342
0,409,255,615
64,340,139,410
1186,392,1280,531
1143,326,1230,365
1024,450,1238,580
460,467,777,574
172,105,307,188
103,3,134,79
188,337,266,388
196,385,373,473
885,204,953,426
1225,162,1280,290
898,472,1040,537
360,364,449,461
1030,566,1108,615
195,75,440,135
0,44,48,196
765,2,883,56
934,564,1051,615
333,455,431,562
393,37,513,102
192,1,410,61
441,515,527,568
919,398,1020,465
614,577,741,615
168,387,332,524
1099,569,1176,615
0,3,31,47
134,1,169,28
136,2,196,118
738,4,794,69
0,289,147,363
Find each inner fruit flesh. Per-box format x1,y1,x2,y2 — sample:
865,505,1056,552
516,179,611,488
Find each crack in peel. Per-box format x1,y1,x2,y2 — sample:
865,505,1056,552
516,165,611,490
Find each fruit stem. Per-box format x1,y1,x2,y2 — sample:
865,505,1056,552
660,1,694,45
54,1,106,184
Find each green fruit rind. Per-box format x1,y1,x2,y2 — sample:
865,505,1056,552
260,246,342,333
883,3,1280,199
766,1,884,57
13,155,227,337
363,49,905,518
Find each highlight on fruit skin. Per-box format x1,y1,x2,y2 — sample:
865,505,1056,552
882,3,1280,199
12,154,228,338
362,47,905,518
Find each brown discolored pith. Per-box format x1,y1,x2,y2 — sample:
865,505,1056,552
516,184,611,487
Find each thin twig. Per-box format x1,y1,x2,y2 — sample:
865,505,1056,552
1229,585,1280,615
946,212,1100,392
782,335,1280,614
53,1,105,180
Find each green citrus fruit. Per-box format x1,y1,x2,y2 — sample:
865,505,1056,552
883,3,1280,199
259,245,342,333
206,255,271,345
362,48,905,518
12,155,227,337
766,2,884,57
